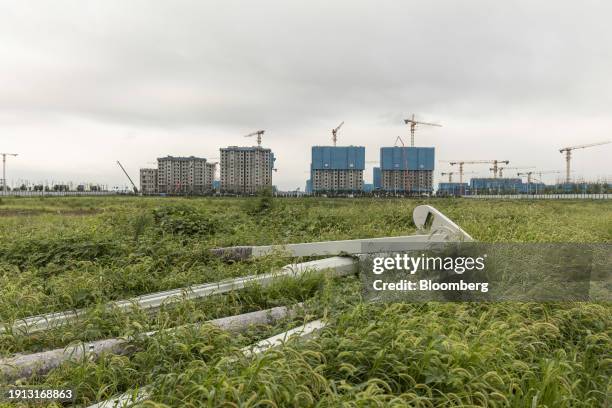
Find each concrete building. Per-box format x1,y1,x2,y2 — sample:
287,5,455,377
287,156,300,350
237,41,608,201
520,182,546,194
373,167,381,190
310,146,365,193
156,156,215,194
469,177,522,193
220,146,275,194
139,168,158,195
379,147,435,194
437,182,469,196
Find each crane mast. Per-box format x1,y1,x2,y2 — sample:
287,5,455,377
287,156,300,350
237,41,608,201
559,141,610,183
1,153,18,194
517,170,560,184
536,170,561,179
517,171,535,184
489,160,510,178
447,160,509,184
244,130,265,147
441,172,454,183
116,161,138,194
331,121,344,146
533,170,561,184
493,166,535,178
403,114,442,147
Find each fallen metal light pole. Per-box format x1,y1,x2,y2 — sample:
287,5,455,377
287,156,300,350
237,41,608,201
86,319,327,408
241,319,325,357
0,304,302,382
211,205,472,260
1,257,355,335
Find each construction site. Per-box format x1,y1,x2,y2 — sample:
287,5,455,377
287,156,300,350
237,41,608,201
130,121,612,198
2,126,610,197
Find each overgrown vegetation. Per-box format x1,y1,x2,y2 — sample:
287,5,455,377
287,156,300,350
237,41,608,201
0,197,609,407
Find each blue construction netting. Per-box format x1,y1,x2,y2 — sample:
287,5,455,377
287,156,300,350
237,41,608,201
373,167,381,189
438,182,469,195
379,147,435,171
311,146,366,170
470,178,523,190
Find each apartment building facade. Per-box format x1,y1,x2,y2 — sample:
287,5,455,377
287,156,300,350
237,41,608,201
220,147,274,194
139,168,158,195
156,156,215,194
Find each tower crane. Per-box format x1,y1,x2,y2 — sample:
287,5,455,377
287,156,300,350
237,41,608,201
446,160,509,184
1,153,18,194
331,121,344,146
493,166,535,178
484,160,510,178
559,141,611,183
244,130,265,147
403,114,442,147
517,171,535,184
116,161,138,194
441,172,453,183
440,171,476,183
207,157,220,175
535,170,561,181
517,170,560,184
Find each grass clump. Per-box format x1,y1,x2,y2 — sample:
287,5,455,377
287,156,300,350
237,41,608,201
152,205,221,236
244,187,276,216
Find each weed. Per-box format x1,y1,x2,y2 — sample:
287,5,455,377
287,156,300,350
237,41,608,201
244,187,276,215
152,205,220,236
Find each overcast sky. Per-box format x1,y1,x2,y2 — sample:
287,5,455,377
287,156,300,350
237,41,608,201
1,0,611,190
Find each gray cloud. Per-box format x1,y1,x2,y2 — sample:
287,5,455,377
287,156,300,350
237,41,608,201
1,0,611,189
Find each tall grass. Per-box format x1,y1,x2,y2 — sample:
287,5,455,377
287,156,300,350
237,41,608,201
0,197,609,406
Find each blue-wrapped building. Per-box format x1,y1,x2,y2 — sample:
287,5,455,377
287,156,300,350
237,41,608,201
310,146,365,193
469,178,522,193
373,167,381,190
437,182,469,196
379,147,435,194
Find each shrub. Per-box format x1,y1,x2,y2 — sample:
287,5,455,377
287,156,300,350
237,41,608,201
244,188,276,216
131,212,152,242
152,205,219,236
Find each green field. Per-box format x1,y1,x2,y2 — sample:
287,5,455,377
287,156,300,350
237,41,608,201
0,197,610,407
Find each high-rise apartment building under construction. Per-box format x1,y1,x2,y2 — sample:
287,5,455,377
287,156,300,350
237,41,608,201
309,146,365,193
220,146,275,194
379,147,435,194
